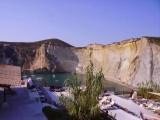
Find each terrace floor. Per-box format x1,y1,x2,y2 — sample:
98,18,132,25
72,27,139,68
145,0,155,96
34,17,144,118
0,87,46,120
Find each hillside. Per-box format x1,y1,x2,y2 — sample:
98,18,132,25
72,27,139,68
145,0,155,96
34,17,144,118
0,37,160,86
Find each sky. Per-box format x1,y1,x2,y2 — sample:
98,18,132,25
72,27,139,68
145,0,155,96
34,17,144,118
0,0,160,46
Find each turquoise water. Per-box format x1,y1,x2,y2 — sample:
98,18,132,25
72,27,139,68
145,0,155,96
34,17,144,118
22,73,130,94
23,73,71,86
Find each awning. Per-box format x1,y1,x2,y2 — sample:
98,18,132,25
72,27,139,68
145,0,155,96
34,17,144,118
0,64,21,86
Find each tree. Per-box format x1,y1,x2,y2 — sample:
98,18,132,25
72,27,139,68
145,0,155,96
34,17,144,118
60,60,104,120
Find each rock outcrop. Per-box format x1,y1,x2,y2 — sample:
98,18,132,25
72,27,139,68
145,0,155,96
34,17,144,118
0,37,160,86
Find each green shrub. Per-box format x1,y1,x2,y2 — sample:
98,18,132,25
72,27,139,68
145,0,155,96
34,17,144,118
137,80,160,99
43,57,114,120
137,86,151,98
60,60,105,120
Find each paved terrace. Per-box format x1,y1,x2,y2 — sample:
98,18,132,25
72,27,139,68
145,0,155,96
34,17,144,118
0,87,46,120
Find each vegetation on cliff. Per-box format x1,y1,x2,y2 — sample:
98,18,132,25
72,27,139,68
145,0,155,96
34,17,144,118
137,80,160,99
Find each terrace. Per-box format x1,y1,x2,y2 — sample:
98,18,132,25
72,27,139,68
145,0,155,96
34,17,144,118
0,86,46,120
0,64,46,120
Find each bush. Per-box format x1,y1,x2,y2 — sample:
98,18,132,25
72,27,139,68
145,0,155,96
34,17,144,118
60,60,106,120
137,80,160,99
43,59,114,120
137,86,151,98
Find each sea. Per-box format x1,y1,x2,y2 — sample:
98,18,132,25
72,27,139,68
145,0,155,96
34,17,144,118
22,73,130,95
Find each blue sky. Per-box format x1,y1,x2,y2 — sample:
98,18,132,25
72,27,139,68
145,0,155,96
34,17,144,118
0,0,160,46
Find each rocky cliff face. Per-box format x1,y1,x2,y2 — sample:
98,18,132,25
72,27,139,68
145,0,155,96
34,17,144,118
0,37,160,86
